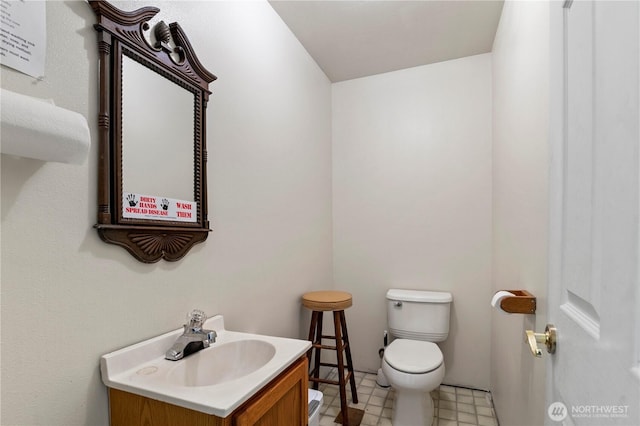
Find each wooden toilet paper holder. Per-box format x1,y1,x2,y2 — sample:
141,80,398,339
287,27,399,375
500,290,536,314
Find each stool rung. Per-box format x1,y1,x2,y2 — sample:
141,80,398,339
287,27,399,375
308,363,354,375
309,370,353,386
320,335,339,340
309,377,338,385
319,362,355,376
311,342,349,350
319,362,340,368
309,362,351,374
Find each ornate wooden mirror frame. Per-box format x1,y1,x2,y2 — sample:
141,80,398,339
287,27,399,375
90,1,216,263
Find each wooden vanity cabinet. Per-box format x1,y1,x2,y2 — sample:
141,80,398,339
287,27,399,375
232,356,308,426
108,356,309,426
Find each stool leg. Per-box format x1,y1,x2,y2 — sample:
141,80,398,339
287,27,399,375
307,311,318,374
334,310,350,426
340,310,358,404
312,311,323,390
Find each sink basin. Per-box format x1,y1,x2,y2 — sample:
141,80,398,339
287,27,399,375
165,339,276,387
100,315,310,417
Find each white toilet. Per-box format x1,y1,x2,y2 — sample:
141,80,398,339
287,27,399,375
381,289,453,426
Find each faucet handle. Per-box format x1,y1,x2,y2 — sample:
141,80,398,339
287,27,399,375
187,309,207,329
201,330,217,348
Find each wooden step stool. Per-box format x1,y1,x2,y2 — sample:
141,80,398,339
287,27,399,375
302,290,358,426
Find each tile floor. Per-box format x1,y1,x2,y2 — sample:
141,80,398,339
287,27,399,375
314,370,499,426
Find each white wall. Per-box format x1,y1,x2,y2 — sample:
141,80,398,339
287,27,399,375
491,2,549,425
0,1,332,425
332,54,493,389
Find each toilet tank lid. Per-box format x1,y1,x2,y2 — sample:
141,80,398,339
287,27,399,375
386,289,452,303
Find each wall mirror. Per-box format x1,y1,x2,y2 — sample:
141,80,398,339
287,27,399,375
90,1,216,263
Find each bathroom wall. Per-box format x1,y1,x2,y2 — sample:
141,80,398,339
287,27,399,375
491,2,549,425
0,1,332,425
332,54,493,389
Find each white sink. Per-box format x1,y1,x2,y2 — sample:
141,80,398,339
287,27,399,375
100,315,310,417
165,339,276,387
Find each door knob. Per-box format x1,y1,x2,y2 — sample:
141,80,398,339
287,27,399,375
525,324,557,357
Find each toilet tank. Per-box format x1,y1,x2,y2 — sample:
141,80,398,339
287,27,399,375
386,289,453,342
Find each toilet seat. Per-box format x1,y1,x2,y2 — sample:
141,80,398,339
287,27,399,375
384,339,443,374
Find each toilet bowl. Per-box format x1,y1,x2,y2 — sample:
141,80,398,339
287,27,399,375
382,339,445,426
383,289,452,426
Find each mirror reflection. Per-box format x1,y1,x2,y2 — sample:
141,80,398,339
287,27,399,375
121,55,195,202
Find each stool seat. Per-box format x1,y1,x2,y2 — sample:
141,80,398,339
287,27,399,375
302,290,352,311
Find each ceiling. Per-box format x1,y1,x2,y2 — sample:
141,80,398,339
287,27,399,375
269,0,504,82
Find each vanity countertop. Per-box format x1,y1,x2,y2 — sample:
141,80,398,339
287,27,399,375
100,315,311,417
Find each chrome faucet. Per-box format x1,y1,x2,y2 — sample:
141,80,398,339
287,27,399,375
165,310,217,361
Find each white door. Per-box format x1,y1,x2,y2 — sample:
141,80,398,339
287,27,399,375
548,1,640,425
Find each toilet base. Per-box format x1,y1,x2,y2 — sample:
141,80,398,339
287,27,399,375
376,368,390,388
392,390,435,426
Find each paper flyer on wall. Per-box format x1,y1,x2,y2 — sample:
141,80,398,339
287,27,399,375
0,0,46,79
122,192,197,223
